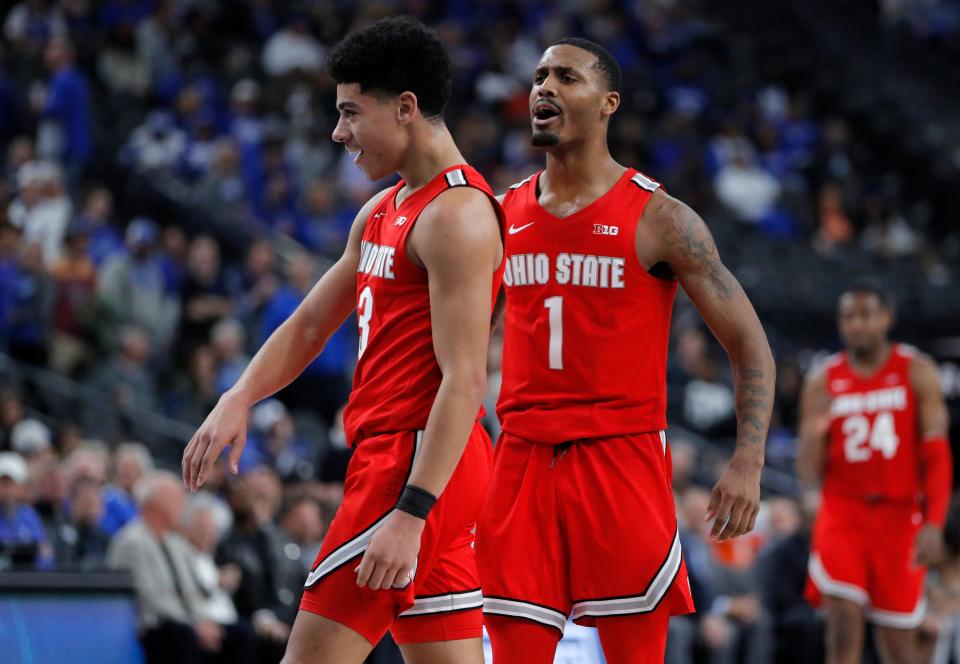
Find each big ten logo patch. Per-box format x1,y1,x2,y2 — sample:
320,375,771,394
593,224,619,236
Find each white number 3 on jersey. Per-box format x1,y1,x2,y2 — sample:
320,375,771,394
842,411,900,463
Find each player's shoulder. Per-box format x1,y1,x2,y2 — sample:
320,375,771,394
899,343,939,379
806,352,844,385
416,184,501,249
498,173,536,208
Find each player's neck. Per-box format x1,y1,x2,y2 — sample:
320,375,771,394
848,341,892,376
395,122,466,192
542,144,624,195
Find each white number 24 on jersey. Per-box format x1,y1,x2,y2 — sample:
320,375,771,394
842,411,900,463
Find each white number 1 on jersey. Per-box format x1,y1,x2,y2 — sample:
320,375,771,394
544,296,563,370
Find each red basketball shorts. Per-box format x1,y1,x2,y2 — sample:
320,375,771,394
806,492,927,628
300,422,493,645
476,430,695,635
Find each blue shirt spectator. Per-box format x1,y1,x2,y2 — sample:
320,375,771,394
42,39,93,169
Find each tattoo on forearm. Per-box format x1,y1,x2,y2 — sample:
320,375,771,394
735,367,772,447
660,198,738,301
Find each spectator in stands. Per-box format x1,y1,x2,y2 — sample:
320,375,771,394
38,37,91,186
182,497,241,627
278,496,325,577
74,186,123,267
90,324,158,414
217,469,292,647
9,160,71,266
97,217,180,349
113,441,153,505
65,443,136,536
49,223,96,375
31,455,67,534
52,475,110,567
714,146,782,226
0,450,52,568
195,139,247,218
757,495,822,664
108,471,255,664
97,21,151,100
261,13,324,77
243,399,313,481
177,235,232,360
0,388,27,451
670,326,737,439
5,240,50,366
227,239,278,348
9,417,52,464
2,0,66,56
812,182,854,256
262,252,351,422
123,110,187,172
169,343,219,425
210,318,249,397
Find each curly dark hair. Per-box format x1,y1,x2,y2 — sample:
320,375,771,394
327,16,451,120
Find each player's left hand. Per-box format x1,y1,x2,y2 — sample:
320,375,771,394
913,523,945,567
706,456,761,541
355,509,425,590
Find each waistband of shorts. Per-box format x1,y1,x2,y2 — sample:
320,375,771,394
822,488,920,507
502,429,667,447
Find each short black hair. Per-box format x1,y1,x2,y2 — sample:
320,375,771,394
841,279,893,309
550,37,622,93
327,16,451,120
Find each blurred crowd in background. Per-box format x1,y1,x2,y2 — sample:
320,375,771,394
1,1,959,663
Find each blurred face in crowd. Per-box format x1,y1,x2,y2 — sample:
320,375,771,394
332,83,413,181
115,452,146,495
144,478,186,532
185,506,219,554
529,45,620,149
0,476,19,509
33,459,67,505
282,499,325,544
838,291,892,359
71,480,104,527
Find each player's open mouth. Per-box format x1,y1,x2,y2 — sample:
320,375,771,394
346,147,364,163
532,101,560,128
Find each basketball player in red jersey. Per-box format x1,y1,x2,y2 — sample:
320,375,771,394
798,283,952,664
181,18,504,664
475,39,776,663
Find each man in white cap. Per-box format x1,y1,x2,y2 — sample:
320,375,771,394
0,451,53,567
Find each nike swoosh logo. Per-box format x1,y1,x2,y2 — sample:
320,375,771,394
508,222,535,235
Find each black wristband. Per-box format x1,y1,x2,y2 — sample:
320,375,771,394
396,484,437,520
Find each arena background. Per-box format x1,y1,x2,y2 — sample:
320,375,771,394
0,0,958,662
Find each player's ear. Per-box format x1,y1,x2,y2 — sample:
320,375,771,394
397,91,418,124
602,90,620,117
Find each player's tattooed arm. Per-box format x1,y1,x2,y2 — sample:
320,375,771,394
641,190,776,540
796,364,830,488
642,190,775,455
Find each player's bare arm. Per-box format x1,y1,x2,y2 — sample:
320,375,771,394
355,187,502,591
181,188,391,491
796,364,831,488
639,189,775,541
910,352,952,565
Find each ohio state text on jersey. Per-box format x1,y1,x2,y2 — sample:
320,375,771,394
343,165,505,445
497,169,677,444
822,343,920,501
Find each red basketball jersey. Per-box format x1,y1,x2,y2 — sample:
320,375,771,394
822,343,921,501
343,165,505,446
497,169,678,444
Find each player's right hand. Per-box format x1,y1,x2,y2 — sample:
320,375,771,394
182,391,249,491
